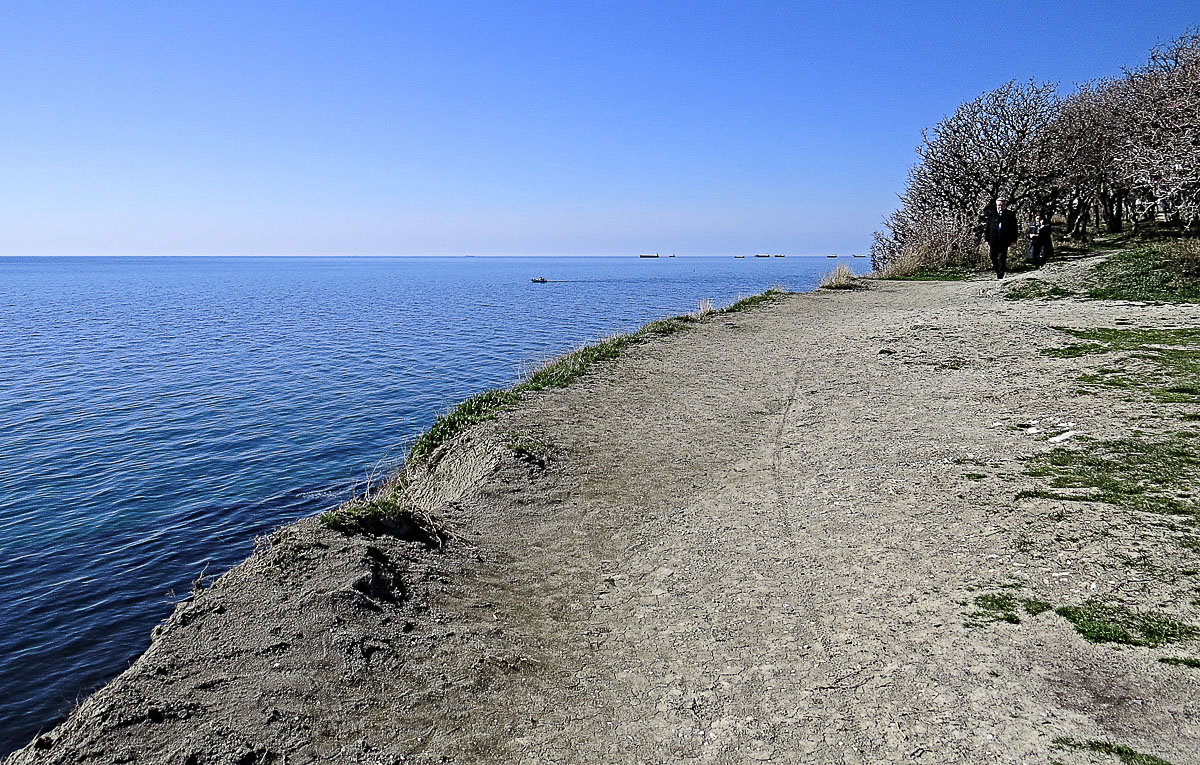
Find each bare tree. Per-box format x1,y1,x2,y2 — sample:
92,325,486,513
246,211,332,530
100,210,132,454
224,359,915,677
909,80,1061,216
872,80,1061,272
1044,80,1131,237
1115,31,1200,227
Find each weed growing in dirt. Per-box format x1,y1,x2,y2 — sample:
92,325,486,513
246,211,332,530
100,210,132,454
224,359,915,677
962,591,1195,648
407,390,523,467
1018,433,1200,517
1022,598,1053,615
1159,656,1200,668
1053,600,1199,647
1053,737,1175,765
320,494,446,543
408,314,708,467
1003,279,1074,301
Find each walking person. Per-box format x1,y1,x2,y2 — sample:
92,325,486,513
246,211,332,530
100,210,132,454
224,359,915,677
984,197,1019,279
1026,213,1053,268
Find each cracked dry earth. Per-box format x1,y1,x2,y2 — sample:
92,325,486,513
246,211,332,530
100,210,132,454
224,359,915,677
10,256,1200,764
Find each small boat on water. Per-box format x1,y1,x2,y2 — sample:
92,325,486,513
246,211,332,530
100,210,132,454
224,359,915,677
734,255,746,259
773,254,785,258
639,253,660,259
853,254,867,258
531,277,548,283
668,254,676,258
754,253,770,258
826,254,838,258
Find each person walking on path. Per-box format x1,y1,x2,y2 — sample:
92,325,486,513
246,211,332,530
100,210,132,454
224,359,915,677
984,197,1019,279
1025,213,1053,268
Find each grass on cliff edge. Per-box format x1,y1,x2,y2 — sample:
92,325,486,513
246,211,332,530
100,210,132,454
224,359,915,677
321,289,790,534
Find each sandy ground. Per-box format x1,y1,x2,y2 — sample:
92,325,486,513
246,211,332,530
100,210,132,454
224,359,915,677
8,255,1200,765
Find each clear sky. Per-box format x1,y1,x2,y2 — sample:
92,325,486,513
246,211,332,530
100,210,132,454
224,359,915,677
1,1,1196,256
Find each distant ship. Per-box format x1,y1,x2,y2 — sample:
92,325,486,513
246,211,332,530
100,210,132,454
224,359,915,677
668,254,676,258
773,254,785,258
853,254,867,258
734,255,746,259
639,253,660,258
826,254,838,258
754,253,770,258
531,277,548,283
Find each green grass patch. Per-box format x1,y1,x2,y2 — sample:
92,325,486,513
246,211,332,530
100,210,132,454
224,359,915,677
1041,327,1200,399
1053,737,1174,765
1178,536,1200,552
965,592,1054,626
1022,597,1053,615
407,389,522,467
319,494,445,542
1020,433,1200,517
1087,243,1200,303
407,312,719,466
1159,656,1200,669
1004,278,1075,301
884,266,976,281
1054,600,1199,647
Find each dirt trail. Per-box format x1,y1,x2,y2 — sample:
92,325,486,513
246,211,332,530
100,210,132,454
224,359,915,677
9,257,1200,764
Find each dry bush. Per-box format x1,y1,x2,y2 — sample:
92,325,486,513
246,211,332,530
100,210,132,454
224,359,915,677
870,209,980,276
691,298,715,318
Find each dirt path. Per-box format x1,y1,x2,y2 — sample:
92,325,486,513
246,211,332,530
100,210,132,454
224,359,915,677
10,257,1200,764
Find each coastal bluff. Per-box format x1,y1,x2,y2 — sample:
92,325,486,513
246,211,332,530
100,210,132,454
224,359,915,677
9,258,1200,764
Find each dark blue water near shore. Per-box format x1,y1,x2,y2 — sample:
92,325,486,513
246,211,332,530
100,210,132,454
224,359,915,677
0,255,864,754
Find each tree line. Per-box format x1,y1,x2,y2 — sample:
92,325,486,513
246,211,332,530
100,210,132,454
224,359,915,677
871,30,1200,274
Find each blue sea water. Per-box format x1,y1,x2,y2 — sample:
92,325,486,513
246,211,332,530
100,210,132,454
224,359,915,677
0,254,866,754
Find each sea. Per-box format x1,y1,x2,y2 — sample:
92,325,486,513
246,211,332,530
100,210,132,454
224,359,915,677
0,254,867,754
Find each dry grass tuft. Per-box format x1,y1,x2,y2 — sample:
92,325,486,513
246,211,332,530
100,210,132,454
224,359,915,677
691,298,715,319
819,264,868,290
873,250,928,279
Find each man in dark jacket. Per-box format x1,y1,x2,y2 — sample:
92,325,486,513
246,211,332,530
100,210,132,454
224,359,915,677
983,197,1019,279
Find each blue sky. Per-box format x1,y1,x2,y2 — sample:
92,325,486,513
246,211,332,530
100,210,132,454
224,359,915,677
1,1,1195,256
